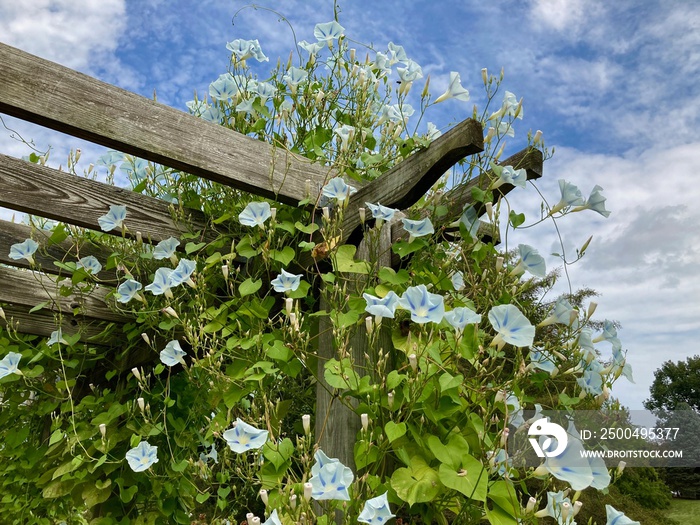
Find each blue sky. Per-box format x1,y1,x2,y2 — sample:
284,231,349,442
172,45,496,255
1,0,698,412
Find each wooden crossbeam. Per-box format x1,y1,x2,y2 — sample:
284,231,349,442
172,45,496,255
0,42,331,205
0,154,212,243
0,303,112,343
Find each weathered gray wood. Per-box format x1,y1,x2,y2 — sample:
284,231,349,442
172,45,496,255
0,304,111,343
0,154,212,243
0,266,127,323
0,42,332,205
0,220,118,282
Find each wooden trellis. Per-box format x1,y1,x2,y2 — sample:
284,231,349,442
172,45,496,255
0,42,542,475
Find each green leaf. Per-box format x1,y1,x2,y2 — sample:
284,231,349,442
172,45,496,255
49,429,63,446
354,440,380,469
437,454,487,502
48,223,69,246
334,245,371,274
508,210,525,228
384,421,407,443
196,492,210,504
378,267,411,285
488,480,519,517
295,221,319,234
171,459,189,472
471,186,487,203
82,482,112,508
270,246,295,266
390,457,441,505
239,278,262,297
29,301,50,314
486,504,519,525
185,241,206,254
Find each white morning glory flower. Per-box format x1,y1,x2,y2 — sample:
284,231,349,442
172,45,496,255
125,441,159,472
321,177,357,202
239,202,272,228
209,73,239,101
358,492,396,524
536,491,572,521
0,352,22,379
398,285,445,324
309,449,354,501
256,81,277,102
363,291,400,319
539,298,577,327
444,307,481,331
271,269,302,293
491,164,527,190
200,105,223,123
577,328,598,363
226,38,268,62
97,150,124,167
397,59,423,83
402,217,434,241
373,51,392,77
426,122,442,141
145,268,174,298
223,418,269,453
283,67,309,94
186,99,206,114
9,238,39,264
593,319,621,346
460,205,481,237
434,71,470,103
169,259,196,287
98,205,127,232
489,90,522,120
387,42,408,65
451,271,465,291
199,443,218,465
577,368,604,396
77,255,102,275
117,279,143,304
262,509,283,525
314,21,345,44
488,304,535,348
298,40,326,58
572,185,611,218
159,340,187,367
537,436,594,491
47,329,67,346
528,349,558,374
550,179,585,214
606,505,640,525
235,98,256,114
153,237,180,261
505,394,525,428
365,202,398,222
334,124,355,152
511,244,546,278
589,453,611,489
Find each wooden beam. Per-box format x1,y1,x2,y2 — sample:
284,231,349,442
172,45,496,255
0,154,212,243
0,266,128,323
0,304,111,343
0,42,332,206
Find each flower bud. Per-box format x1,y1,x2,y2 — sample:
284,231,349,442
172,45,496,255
304,482,313,500
75,149,82,162
222,264,229,280
137,397,145,412
270,207,277,221
359,207,366,223
485,126,496,143
485,201,493,221
361,413,369,431
572,501,583,516
141,333,150,345
246,513,254,525
251,517,260,525
617,460,626,476
322,207,330,220
587,301,598,318
285,298,294,315
495,256,504,271
561,502,571,522
99,423,106,439
388,391,395,409
421,75,431,98
365,316,373,335
533,129,543,144
161,306,179,319
525,497,537,514
302,414,311,435
290,493,297,509
259,489,268,505
408,353,417,372
494,390,507,404
136,231,143,244
0,306,5,321
500,427,510,446
131,368,142,382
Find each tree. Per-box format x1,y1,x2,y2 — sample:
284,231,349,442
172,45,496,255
644,355,700,413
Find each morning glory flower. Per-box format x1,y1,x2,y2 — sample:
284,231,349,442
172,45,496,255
402,217,434,241
488,448,512,477
589,454,611,489
96,150,124,167
77,255,102,275
426,122,442,141
200,105,223,123
488,304,535,349
334,124,355,152
222,418,269,453
397,59,423,94
271,269,302,293
255,81,276,102
577,368,604,396
434,72,470,103
314,21,345,44
262,509,283,525
489,90,522,120
550,180,585,214
309,449,354,501
511,244,546,278
209,74,239,101
117,279,143,303
451,271,465,291
199,444,218,465
606,505,640,525
98,205,127,232
298,40,326,58
398,285,445,324
528,349,558,374
593,320,621,347
120,157,149,182
358,492,396,524
387,42,408,65
321,177,357,202
169,259,196,287
125,441,159,472
236,98,256,114
9,238,39,264
145,267,174,298
160,340,187,367
0,352,22,379
283,67,309,94
186,100,207,114
153,237,180,261
506,394,525,428
572,185,611,218
239,202,272,228
536,491,572,521
490,163,527,190
460,205,480,237
47,329,67,346
612,346,635,383
363,291,400,319
373,51,392,77
444,307,481,331
536,436,594,490
365,202,398,222
539,298,577,327
226,38,268,62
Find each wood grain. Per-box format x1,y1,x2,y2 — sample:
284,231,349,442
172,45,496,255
0,304,111,343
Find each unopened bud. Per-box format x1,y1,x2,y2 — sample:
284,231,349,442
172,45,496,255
131,368,142,382
388,391,395,409
481,68,488,85
361,413,369,431
141,333,150,345
408,353,417,372
501,427,510,446
485,201,493,221
99,423,106,439
359,207,366,223
136,231,143,244
302,414,311,435
322,207,330,220
617,460,626,476
259,489,268,505
421,75,431,98
495,256,504,271
290,493,297,509
137,397,145,412
365,316,373,335
533,129,543,144
162,306,179,319
75,149,82,162
587,301,598,318
485,126,496,143
572,501,583,516
561,502,571,521
222,264,229,280
270,207,277,221
304,482,313,500
246,514,255,525
0,306,5,321
525,497,537,514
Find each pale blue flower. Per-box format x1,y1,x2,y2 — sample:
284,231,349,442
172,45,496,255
402,217,434,240
398,285,445,324
528,349,557,374
377,104,403,125
256,81,277,102
358,492,395,524
120,157,149,182
145,268,174,297
488,448,512,477
223,418,269,453
365,202,398,222
77,255,102,274
200,105,223,123
322,177,357,202
491,163,527,190
589,454,611,489
236,98,256,114
309,449,354,501
126,441,159,472
488,304,535,348
160,340,187,367
262,509,282,525
605,505,640,525
593,320,620,347
612,346,635,383
460,205,480,237
271,269,302,293
444,307,481,330
539,437,594,490
199,444,218,465
0,352,22,379
226,38,268,62
47,329,67,346
497,121,516,138
169,259,196,287
186,100,207,114
451,271,465,291
489,91,522,120
577,368,604,396
373,51,392,77
9,238,39,263
98,205,127,232
539,298,577,327
572,185,611,218
117,279,143,303
426,122,442,141
298,40,325,58
239,202,272,228
283,67,308,92
334,124,355,151
577,328,597,363
506,394,525,428
511,244,546,278
97,150,124,167
387,42,408,65
435,72,470,103
539,491,572,522
209,74,239,101
363,291,400,319
314,21,345,43
550,180,585,214
153,237,180,260
397,59,423,83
